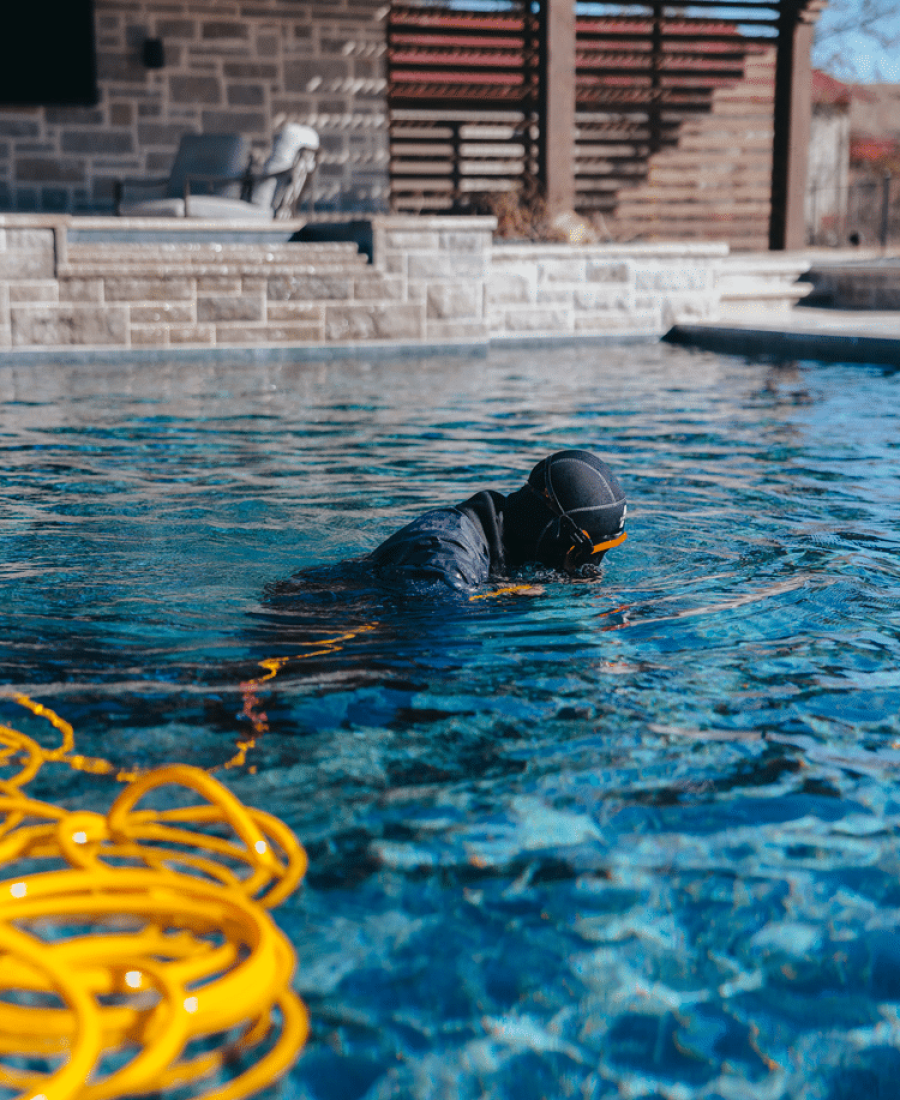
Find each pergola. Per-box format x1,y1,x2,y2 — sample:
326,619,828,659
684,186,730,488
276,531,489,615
388,0,826,249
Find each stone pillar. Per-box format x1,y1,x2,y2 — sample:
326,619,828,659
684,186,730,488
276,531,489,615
539,0,577,215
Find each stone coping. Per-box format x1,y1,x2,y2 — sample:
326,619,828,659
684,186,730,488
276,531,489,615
492,240,730,259
55,262,368,278
667,322,900,366
0,214,311,232
0,213,496,232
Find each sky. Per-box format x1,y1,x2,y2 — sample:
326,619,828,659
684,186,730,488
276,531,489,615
453,0,900,85
811,1,900,83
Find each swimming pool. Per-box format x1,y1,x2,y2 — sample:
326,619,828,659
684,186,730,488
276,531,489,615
2,343,900,1099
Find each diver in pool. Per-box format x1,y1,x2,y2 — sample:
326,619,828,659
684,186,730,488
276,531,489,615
367,449,627,591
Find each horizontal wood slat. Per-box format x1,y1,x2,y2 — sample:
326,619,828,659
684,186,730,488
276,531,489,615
388,1,782,247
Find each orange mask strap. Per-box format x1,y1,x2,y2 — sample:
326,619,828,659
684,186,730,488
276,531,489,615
586,530,627,555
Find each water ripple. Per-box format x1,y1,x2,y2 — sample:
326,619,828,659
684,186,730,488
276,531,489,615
2,346,900,1097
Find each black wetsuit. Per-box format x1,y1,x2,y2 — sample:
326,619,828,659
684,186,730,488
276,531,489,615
366,491,508,590
365,451,627,593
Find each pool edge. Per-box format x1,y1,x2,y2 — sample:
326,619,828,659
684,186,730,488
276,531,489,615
666,324,900,367
0,331,661,366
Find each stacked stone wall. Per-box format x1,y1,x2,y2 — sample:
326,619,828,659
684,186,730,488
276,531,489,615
2,213,816,356
0,215,497,350
0,0,389,215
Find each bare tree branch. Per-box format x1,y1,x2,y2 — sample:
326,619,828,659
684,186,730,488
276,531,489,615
813,0,900,81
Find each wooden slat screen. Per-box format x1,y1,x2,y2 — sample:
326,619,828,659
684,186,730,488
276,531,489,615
388,0,781,247
389,3,540,210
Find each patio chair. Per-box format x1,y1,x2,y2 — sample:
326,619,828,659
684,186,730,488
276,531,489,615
115,125,319,220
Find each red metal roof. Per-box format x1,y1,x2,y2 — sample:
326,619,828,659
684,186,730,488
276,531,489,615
812,69,851,107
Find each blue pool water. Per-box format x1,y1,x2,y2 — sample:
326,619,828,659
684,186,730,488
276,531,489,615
2,343,900,1099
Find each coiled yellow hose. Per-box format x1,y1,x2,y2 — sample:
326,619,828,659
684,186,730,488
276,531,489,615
0,696,309,1100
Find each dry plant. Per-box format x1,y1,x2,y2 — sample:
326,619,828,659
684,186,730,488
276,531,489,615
468,188,616,244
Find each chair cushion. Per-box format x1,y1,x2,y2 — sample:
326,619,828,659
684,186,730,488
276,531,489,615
184,195,275,220
250,124,320,211
167,134,248,200
118,198,186,217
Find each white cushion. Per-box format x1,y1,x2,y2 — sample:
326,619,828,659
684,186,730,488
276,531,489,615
184,195,274,220
118,197,186,217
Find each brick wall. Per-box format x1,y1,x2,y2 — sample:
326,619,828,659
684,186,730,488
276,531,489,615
0,0,389,215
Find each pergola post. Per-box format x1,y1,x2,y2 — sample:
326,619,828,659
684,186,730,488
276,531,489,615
538,0,577,215
769,2,818,250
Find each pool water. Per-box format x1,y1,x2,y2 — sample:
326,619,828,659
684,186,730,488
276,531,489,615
2,344,900,1099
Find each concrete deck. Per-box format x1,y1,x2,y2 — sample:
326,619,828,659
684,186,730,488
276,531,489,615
667,304,900,366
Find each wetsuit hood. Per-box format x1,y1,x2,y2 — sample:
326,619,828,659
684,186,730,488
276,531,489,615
503,450,627,569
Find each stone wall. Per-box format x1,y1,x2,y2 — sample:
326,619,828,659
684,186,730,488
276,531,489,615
0,214,497,350
488,242,728,337
0,0,389,215
1,213,816,356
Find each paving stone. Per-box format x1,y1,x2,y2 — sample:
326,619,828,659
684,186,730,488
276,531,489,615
538,258,587,284
586,260,632,283
8,281,59,303
574,286,632,311
0,252,55,279
130,326,170,346
166,325,216,345
197,295,265,322
574,310,660,332
438,230,490,253
265,302,324,323
425,319,488,341
426,282,480,320
197,277,243,295
535,286,574,305
634,266,710,291
130,302,195,324
215,323,322,344
169,76,222,104
4,228,54,251
485,270,534,305
267,274,351,301
104,277,194,301
11,305,128,346
59,278,103,303
384,231,440,251
325,302,423,341
18,157,87,185
382,252,405,276
501,308,573,333
407,252,485,281
353,274,404,301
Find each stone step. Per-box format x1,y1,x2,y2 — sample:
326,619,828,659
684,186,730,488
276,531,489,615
58,259,376,280
64,240,368,269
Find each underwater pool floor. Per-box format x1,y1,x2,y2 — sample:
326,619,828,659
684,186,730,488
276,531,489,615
2,343,900,1099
